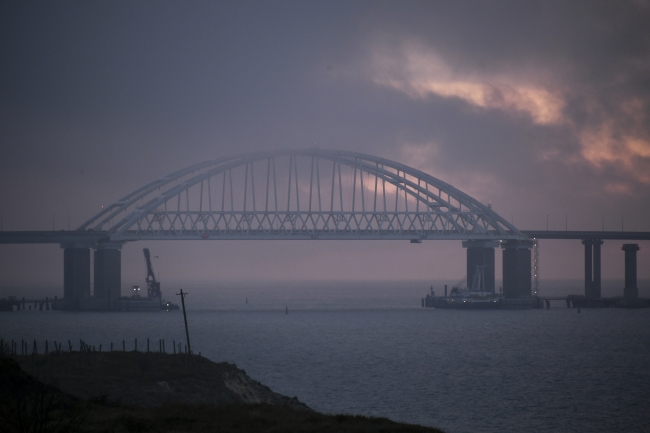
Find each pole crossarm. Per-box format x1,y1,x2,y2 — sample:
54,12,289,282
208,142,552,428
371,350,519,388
78,149,525,241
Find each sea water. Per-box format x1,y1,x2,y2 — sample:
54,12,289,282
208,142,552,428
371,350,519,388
1,279,649,433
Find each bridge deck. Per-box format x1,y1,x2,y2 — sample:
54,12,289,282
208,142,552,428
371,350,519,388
522,230,650,240
1,230,649,244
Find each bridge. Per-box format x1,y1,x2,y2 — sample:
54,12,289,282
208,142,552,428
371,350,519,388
0,149,646,309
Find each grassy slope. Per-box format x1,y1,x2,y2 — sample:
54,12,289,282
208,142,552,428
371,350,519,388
1,355,446,433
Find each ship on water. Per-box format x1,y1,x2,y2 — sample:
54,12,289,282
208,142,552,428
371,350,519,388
118,248,179,312
422,265,540,309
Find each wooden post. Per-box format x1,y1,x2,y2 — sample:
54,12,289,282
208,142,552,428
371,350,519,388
177,289,192,355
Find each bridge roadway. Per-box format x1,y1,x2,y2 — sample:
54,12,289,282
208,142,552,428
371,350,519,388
2,230,650,244
522,230,650,240
0,230,109,244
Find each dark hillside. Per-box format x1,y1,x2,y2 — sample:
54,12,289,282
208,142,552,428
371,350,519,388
6,351,306,409
1,353,446,433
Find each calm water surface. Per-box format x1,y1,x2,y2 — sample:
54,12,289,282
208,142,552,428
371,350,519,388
1,280,649,433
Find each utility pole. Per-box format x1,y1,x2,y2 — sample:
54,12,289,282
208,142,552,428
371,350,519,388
177,289,191,355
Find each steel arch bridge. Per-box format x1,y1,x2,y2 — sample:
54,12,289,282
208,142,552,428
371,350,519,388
79,149,525,242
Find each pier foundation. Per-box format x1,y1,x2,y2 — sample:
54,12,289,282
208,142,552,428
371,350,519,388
94,243,123,310
582,239,603,299
462,240,497,292
62,245,91,309
622,244,639,301
501,240,533,298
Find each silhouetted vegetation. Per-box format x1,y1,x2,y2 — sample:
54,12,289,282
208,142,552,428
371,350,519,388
0,358,85,433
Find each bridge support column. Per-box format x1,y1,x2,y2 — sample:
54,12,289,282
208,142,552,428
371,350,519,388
94,243,123,311
501,240,533,298
582,239,593,298
582,239,603,299
62,245,91,310
622,244,639,301
462,241,497,292
593,240,603,299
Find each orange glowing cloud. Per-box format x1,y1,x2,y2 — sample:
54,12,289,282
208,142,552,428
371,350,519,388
578,106,650,185
370,44,565,125
367,42,650,190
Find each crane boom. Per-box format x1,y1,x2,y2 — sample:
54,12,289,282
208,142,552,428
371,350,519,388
143,248,161,298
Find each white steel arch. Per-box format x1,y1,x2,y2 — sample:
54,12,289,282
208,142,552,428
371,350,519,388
79,149,525,241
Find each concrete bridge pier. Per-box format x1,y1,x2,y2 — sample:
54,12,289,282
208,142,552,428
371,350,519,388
501,240,533,298
94,243,123,310
62,244,91,309
582,239,603,299
622,244,640,301
462,240,497,292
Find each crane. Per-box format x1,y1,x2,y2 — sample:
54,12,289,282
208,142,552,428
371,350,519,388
143,248,162,299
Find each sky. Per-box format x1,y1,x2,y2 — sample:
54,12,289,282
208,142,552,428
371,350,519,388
1,0,649,290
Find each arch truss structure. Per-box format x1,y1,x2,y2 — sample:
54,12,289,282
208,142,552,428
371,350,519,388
79,150,525,241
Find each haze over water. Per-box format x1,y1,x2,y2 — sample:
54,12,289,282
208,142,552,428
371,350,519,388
2,279,649,433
